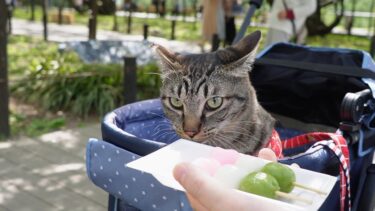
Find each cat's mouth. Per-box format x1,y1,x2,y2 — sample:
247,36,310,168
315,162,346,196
180,131,207,142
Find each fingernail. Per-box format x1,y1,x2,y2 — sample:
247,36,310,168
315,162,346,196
173,163,188,182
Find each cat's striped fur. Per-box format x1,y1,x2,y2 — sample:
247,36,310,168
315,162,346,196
154,31,275,155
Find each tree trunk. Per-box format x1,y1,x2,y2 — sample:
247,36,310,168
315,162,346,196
58,4,63,25
30,0,35,21
88,0,98,40
7,3,12,34
112,9,118,31
0,0,10,138
42,0,48,41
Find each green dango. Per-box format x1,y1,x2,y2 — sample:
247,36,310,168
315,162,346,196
261,162,327,195
238,171,312,204
261,162,296,193
238,172,280,199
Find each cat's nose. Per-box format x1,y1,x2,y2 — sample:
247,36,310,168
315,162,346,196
184,130,199,138
183,116,201,138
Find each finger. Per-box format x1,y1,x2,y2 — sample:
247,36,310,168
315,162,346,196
173,162,233,211
291,163,300,168
186,194,209,211
174,163,268,211
258,148,277,162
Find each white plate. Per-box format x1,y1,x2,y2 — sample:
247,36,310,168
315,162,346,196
127,139,337,211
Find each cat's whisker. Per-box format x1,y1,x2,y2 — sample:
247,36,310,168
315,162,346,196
148,112,172,122
211,133,234,149
222,126,250,133
154,131,178,140
151,128,176,137
153,127,175,134
152,126,172,134
221,126,254,135
214,130,260,150
221,129,255,137
226,120,263,126
146,72,163,76
153,123,172,131
168,133,181,142
142,121,172,132
161,74,175,82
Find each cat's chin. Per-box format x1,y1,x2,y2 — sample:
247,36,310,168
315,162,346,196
182,136,207,143
178,131,208,142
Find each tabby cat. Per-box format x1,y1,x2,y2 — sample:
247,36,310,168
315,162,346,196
154,31,275,155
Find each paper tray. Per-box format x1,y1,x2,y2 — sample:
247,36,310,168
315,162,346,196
127,139,337,211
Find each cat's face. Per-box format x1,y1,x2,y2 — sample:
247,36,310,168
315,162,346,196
155,31,271,153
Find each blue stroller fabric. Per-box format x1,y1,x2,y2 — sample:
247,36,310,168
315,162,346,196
86,43,375,211
86,100,342,211
86,138,191,211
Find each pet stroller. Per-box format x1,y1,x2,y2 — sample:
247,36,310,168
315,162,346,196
86,42,375,211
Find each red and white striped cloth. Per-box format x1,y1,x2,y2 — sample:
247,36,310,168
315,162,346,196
266,129,284,159
266,130,351,211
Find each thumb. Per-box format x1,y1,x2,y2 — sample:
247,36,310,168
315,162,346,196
173,162,229,210
173,163,268,211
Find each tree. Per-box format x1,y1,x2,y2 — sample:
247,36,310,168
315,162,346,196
88,0,98,40
0,0,10,138
30,0,35,21
98,0,115,15
42,0,48,41
306,0,344,36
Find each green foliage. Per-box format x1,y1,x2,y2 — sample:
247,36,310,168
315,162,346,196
306,33,370,52
12,58,162,118
9,36,162,118
137,63,162,99
11,54,124,118
10,110,66,137
8,36,63,78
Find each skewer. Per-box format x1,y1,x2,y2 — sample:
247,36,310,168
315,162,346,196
294,182,327,195
275,191,313,204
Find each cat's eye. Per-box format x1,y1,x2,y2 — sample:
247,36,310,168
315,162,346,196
206,97,223,110
169,97,183,109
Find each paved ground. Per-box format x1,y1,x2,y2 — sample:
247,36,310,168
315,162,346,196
12,18,202,53
0,124,107,211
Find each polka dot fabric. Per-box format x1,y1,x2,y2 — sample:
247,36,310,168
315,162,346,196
113,99,180,144
86,138,191,211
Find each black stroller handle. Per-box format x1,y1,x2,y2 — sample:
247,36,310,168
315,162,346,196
232,0,263,45
255,58,375,79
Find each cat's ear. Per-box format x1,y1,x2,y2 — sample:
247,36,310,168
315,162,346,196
152,43,183,71
216,31,261,70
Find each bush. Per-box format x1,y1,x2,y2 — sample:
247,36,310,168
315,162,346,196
137,63,162,99
10,111,66,137
11,54,122,117
11,50,162,118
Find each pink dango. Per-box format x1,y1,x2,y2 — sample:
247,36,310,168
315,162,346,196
213,165,249,189
192,158,221,176
209,147,240,165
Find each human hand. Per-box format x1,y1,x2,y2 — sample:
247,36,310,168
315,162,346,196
173,148,278,211
258,148,278,162
174,162,265,211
